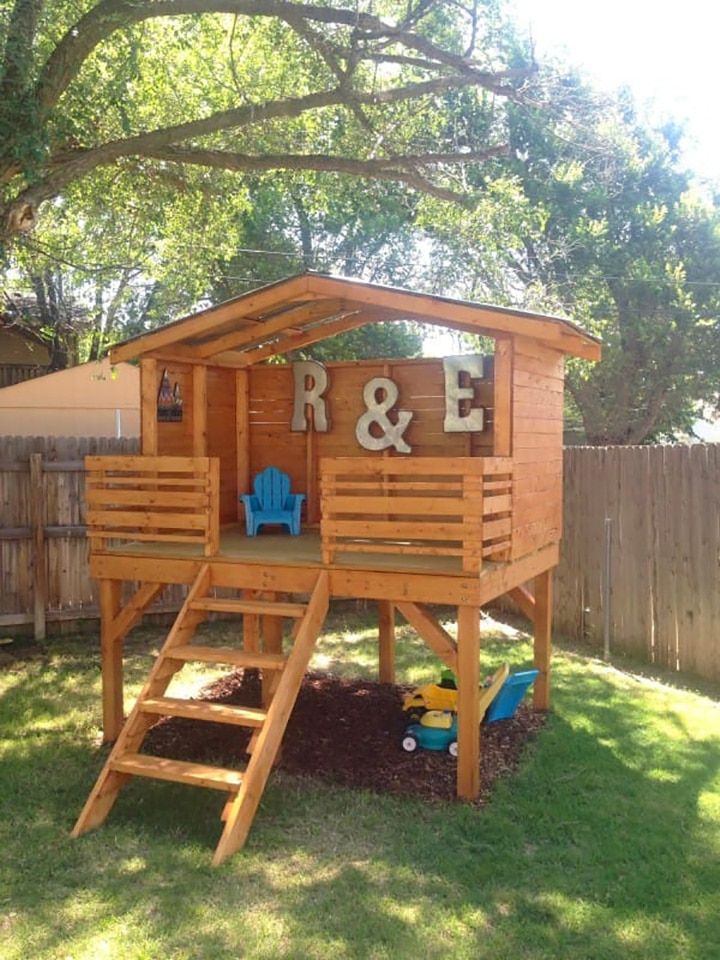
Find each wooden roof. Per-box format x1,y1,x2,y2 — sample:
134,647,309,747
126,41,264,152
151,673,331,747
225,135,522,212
110,273,602,365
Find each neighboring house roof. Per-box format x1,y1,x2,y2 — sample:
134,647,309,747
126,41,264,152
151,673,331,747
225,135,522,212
110,272,603,365
0,324,51,367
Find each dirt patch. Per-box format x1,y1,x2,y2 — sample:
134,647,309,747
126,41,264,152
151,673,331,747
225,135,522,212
145,671,546,805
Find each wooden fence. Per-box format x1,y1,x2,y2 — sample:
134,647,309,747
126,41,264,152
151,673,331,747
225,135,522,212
553,444,720,681
2,437,719,683
0,436,184,638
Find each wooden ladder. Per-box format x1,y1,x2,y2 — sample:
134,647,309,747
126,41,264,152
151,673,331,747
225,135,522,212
72,564,330,865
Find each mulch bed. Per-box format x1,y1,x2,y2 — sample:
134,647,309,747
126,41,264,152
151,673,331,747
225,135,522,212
145,671,546,805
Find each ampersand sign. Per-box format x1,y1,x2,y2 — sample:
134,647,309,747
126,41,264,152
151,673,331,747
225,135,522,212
355,377,413,453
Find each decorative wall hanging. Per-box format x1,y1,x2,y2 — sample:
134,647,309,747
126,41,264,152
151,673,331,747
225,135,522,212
157,368,183,422
355,377,413,453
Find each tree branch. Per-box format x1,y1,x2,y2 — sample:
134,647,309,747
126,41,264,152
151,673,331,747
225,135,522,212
35,0,530,119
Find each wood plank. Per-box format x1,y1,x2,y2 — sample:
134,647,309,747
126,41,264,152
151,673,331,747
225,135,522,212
493,336,513,457
86,455,209,472
378,600,395,683
190,597,306,617
321,456,507,476
110,275,310,362
29,452,47,642
325,496,479,516
325,520,466,540
100,579,123,742
533,568,553,709
140,358,158,455
87,489,207,509
106,581,165,647
456,605,480,800
236,369,249,522
91,530,207,545
87,510,208,530
241,312,376,366
141,697,267,727
395,602,458,672
507,584,535,621
194,298,345,358
305,275,601,360
170,644,287,670
332,541,465,557
192,364,208,456
111,753,243,791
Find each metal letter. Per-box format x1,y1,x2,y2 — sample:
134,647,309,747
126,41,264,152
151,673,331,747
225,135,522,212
355,377,413,453
291,360,329,432
443,355,486,432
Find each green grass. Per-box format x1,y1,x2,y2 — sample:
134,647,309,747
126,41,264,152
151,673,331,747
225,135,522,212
1,607,719,960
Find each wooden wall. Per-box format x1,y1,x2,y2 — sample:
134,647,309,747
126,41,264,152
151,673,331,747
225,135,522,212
206,367,237,523
511,337,565,559
247,357,495,522
150,347,568,557
153,355,496,524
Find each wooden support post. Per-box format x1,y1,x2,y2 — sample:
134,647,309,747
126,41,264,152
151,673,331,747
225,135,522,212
243,589,260,655
262,594,284,707
100,579,124,742
395,601,458,673
456,605,480,800
236,369,249,522
378,600,395,683
29,452,47,642
533,568,553,710
493,336,513,458
192,365,208,456
140,358,158,455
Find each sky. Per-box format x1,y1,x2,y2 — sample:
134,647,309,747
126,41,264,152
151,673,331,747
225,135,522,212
509,0,720,182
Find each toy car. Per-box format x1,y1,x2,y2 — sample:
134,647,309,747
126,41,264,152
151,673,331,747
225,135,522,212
402,670,458,721
401,710,458,756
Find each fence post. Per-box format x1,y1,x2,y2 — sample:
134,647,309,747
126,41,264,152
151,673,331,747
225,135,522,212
29,452,47,641
603,516,612,661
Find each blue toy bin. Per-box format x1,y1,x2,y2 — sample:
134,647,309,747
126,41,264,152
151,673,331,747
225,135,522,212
484,669,540,723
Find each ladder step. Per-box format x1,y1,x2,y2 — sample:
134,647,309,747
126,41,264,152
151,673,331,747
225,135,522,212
141,697,267,727
191,598,306,618
169,644,287,670
110,753,243,791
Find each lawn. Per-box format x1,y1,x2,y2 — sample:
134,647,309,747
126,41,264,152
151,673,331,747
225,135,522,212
1,606,718,960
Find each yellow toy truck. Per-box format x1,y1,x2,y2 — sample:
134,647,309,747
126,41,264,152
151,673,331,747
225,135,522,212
402,670,458,721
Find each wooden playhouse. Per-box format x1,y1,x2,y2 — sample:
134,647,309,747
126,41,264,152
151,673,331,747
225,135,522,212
72,273,601,864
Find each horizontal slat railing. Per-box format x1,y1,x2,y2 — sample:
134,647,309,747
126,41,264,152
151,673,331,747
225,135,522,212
320,457,512,574
85,455,220,557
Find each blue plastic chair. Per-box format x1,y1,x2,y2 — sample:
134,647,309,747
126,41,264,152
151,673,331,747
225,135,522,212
484,669,539,723
240,467,305,536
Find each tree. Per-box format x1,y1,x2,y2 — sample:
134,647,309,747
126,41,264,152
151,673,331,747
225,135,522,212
0,0,532,250
427,72,720,443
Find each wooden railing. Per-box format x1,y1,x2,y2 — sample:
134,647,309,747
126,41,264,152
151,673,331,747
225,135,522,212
320,457,512,574
85,455,220,557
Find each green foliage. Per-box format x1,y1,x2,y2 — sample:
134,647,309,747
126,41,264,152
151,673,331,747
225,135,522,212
425,71,720,443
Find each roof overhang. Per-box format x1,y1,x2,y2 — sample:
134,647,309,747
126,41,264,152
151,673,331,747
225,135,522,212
110,273,602,365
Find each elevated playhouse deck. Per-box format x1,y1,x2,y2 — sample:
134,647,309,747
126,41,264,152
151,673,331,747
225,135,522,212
72,273,600,863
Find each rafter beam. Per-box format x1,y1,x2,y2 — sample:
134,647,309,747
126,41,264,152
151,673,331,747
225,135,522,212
305,275,601,361
192,298,346,358
396,602,458,673
110,275,310,363
236,311,382,366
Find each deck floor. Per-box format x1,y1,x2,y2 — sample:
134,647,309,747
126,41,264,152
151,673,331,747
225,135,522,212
115,525,469,576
